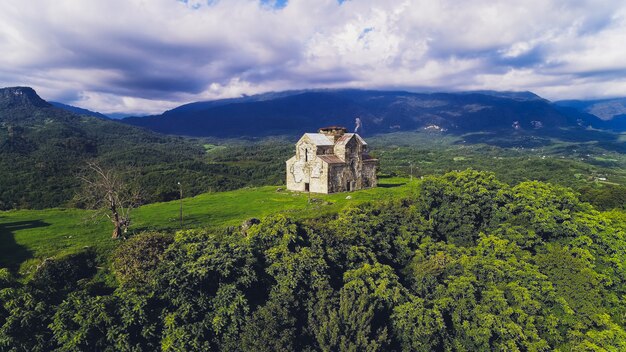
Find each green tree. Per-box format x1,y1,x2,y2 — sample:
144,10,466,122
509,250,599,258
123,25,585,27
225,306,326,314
433,236,561,350
324,263,407,352
506,181,584,241
391,295,445,351
417,170,507,246
155,228,257,351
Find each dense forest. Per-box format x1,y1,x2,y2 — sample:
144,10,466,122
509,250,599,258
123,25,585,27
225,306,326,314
2,170,625,351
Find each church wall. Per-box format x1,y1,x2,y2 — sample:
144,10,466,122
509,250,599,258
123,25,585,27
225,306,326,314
362,161,378,188
286,157,306,191
311,162,329,193
286,149,329,193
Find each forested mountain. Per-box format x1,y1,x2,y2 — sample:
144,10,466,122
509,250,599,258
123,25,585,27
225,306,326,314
0,87,284,210
122,89,617,137
1,171,625,350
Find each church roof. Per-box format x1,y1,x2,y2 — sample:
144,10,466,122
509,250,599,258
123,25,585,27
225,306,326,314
335,133,367,146
354,134,367,145
317,155,344,164
303,133,334,146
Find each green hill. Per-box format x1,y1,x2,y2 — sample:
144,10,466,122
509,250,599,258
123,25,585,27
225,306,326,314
0,177,410,273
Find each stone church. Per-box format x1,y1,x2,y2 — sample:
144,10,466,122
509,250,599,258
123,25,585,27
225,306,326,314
286,126,378,194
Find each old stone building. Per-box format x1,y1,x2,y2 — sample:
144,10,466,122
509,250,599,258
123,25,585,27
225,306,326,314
286,126,378,194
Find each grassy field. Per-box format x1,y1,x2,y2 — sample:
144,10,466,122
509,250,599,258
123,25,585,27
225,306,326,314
0,177,413,274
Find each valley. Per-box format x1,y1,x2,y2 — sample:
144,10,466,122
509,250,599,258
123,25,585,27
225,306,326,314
2,126,625,274
1,86,626,351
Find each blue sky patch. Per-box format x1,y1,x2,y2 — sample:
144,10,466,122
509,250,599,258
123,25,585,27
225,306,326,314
260,0,288,9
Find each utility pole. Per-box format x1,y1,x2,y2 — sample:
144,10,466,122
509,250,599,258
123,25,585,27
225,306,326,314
178,182,183,228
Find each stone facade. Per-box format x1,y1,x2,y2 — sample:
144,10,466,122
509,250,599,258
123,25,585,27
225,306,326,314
286,126,378,194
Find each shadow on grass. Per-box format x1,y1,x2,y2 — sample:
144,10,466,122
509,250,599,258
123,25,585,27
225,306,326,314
0,219,49,272
378,182,406,188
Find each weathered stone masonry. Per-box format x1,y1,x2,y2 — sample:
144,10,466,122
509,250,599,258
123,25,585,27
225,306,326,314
286,126,378,194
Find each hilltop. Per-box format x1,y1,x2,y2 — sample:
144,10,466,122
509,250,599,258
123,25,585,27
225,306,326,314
0,177,409,272
3,86,626,212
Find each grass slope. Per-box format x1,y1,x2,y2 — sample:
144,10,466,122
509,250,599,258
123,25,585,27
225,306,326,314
0,177,411,274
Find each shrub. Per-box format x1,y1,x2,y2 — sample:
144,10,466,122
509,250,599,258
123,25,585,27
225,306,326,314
112,232,173,286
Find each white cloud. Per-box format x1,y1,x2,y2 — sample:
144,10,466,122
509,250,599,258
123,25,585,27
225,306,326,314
1,0,626,114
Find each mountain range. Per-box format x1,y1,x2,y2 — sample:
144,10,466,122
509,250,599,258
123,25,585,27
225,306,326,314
118,89,626,137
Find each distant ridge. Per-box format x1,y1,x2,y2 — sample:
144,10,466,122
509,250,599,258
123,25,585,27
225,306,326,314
50,101,110,119
555,97,626,120
122,89,613,137
461,90,547,102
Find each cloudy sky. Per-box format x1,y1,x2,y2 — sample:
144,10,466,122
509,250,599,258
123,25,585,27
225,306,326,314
1,0,626,115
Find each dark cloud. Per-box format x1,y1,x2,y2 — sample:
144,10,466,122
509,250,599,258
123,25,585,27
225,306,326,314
106,74,208,97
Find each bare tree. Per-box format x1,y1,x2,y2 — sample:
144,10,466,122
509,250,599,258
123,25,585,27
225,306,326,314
77,162,141,239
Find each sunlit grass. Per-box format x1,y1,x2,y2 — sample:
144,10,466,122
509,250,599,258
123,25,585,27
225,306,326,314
0,177,414,273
